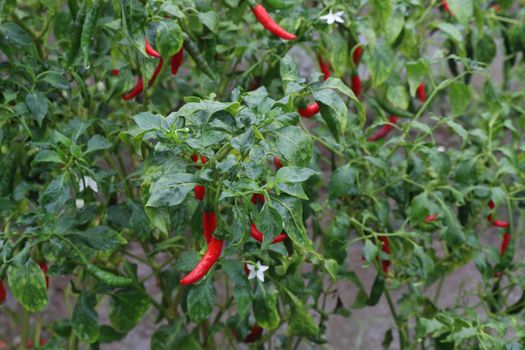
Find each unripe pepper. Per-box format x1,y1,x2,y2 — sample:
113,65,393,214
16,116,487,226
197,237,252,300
252,4,296,40
367,116,399,142
171,47,184,76
298,102,320,118
353,46,363,65
351,74,361,97
417,82,426,102
318,55,331,81
0,281,6,304
250,223,287,244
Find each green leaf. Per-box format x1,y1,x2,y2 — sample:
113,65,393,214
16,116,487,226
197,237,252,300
198,11,219,33
156,19,183,57
26,92,49,126
329,163,357,198
277,182,308,199
314,89,348,141
0,21,32,48
368,41,395,87
85,135,112,154
109,289,150,332
275,126,313,167
33,150,64,164
448,0,473,25
133,112,167,131
321,32,348,77
7,260,48,312
253,284,280,330
437,23,463,44
275,166,318,183
187,281,216,323
370,0,392,29
255,205,283,246
448,82,471,116
363,240,379,264
41,173,69,213
221,260,252,318
231,128,254,155
406,60,429,96
71,226,127,251
146,173,195,207
72,292,99,344
287,292,319,337
387,84,409,109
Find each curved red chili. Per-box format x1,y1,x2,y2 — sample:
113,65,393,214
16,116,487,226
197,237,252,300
353,46,363,65
180,236,223,285
250,223,287,244
378,236,391,274
145,37,161,58
500,232,510,256
367,116,399,142
194,185,206,201
424,214,438,223
274,156,283,169
39,261,49,289
251,194,265,205
244,325,263,343
318,55,331,81
252,4,296,40
0,281,6,304
298,102,320,118
170,47,184,76
351,74,361,97
148,58,164,87
492,220,509,228
417,82,426,102
202,211,217,244
122,78,144,100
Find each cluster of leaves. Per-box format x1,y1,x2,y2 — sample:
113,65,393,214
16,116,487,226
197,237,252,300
1,0,525,349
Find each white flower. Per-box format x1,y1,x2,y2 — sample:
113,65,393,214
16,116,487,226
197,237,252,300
96,81,106,92
247,261,269,282
320,10,344,25
78,176,98,193
437,146,446,152
75,198,85,209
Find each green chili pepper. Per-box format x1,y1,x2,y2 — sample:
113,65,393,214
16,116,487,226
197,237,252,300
86,264,133,287
66,1,87,68
264,0,297,10
183,34,216,80
80,0,101,68
374,98,415,119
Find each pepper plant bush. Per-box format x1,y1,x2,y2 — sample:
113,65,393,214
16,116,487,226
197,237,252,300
2,0,525,349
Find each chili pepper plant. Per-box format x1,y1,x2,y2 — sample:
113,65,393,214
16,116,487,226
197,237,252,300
1,0,525,349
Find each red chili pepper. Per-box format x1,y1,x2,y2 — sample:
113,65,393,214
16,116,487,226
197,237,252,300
111,69,120,76
171,47,184,76
488,200,495,209
122,78,144,100
244,325,263,343
442,0,453,15
274,156,283,169
500,232,510,256
416,82,426,102
351,74,361,97
250,223,287,244
298,102,320,118
492,220,509,228
378,236,391,274
148,58,164,87
0,281,6,304
248,76,262,91
367,116,399,142
243,263,250,276
145,37,161,58
424,214,438,223
180,236,223,285
202,211,217,244
194,185,206,201
26,339,48,349
353,46,363,65
39,261,49,289
191,154,208,165
251,194,265,205
318,55,331,81
252,4,296,40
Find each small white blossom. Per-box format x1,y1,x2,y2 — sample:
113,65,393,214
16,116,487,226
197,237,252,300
320,11,344,25
247,261,269,282
75,198,85,209
96,81,106,92
78,176,98,193
437,146,446,152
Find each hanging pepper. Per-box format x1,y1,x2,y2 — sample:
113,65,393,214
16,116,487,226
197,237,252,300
250,223,287,244
442,0,453,15
298,102,320,118
417,82,426,102
244,325,263,343
180,229,223,284
111,69,120,76
424,214,438,223
252,4,297,40
251,194,265,205
145,38,161,58
191,154,208,165
487,200,495,222
500,232,511,256
86,264,133,286
39,261,49,289
318,55,331,81
274,156,283,169
171,47,184,76
351,74,361,97
122,78,144,100
353,46,363,66
378,236,391,274
367,116,399,142
0,281,6,304
202,211,217,244
148,59,164,87
194,185,206,201
492,220,509,228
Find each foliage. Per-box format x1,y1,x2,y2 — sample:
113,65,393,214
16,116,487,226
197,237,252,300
1,0,525,349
